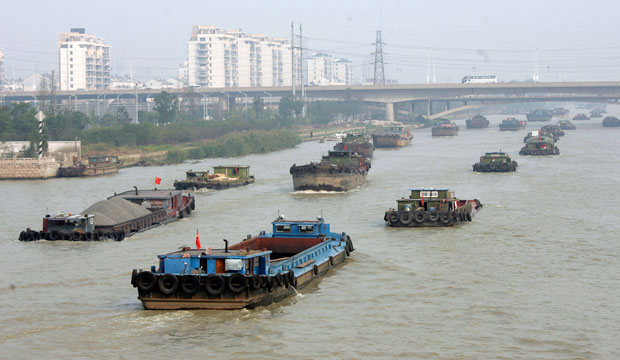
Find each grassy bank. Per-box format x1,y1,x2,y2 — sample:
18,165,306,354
166,129,301,163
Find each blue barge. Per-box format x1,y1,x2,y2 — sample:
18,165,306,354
131,216,354,310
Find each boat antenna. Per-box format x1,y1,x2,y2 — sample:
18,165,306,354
223,239,229,252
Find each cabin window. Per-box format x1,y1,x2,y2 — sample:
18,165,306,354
299,225,314,233
276,225,291,233
245,259,252,274
225,259,243,271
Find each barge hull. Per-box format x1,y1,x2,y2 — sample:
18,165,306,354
372,136,411,148
292,173,367,191
139,250,348,310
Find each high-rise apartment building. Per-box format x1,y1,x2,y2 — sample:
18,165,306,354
334,59,354,85
187,25,292,88
58,28,111,90
306,52,354,85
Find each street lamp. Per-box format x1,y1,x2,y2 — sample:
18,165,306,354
237,91,248,121
263,91,272,110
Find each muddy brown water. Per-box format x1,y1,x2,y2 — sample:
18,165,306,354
1,107,619,359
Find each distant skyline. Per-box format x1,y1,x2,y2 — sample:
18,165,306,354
2,0,620,84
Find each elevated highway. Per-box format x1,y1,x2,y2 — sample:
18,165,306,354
2,81,620,121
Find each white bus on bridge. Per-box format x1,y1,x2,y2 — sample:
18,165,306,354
461,75,498,84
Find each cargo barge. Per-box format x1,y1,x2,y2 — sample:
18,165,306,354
174,166,255,190
372,126,412,148
431,120,459,136
499,117,527,131
290,150,370,192
57,155,121,177
19,187,195,241
132,215,354,310
384,188,482,227
333,133,374,158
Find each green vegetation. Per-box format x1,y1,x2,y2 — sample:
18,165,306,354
1,91,369,162
166,129,301,162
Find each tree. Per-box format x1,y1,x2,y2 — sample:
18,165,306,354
154,91,178,125
252,97,264,114
116,106,132,125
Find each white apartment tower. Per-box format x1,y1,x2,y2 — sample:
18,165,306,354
306,52,354,85
58,28,111,90
187,25,292,88
334,59,354,85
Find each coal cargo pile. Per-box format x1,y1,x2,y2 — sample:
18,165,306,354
81,197,152,226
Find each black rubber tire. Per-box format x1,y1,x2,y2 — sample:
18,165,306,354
414,211,425,223
131,269,138,287
288,271,296,285
275,273,283,287
180,275,200,295
266,276,273,291
18,231,26,241
249,275,261,290
158,274,179,295
227,273,247,294
116,231,125,241
329,256,335,266
71,232,83,241
388,212,399,224
428,212,440,222
484,164,491,171
190,197,195,210
179,209,184,219
205,275,225,296
49,230,60,241
62,233,71,241
399,211,413,225
136,271,156,292
85,232,94,241
346,237,355,252
489,163,496,171
313,265,319,275
260,275,267,289
466,212,473,222
439,213,450,224
186,206,192,215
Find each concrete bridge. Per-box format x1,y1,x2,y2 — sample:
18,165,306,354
2,81,620,121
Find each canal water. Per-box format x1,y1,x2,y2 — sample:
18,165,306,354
1,107,619,359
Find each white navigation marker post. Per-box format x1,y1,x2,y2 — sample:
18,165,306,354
35,111,46,160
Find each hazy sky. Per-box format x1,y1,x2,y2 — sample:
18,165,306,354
2,0,620,83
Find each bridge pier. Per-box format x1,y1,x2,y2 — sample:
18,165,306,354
385,102,395,122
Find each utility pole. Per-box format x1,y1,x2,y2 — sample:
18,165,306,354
291,22,296,98
373,30,385,85
299,23,305,118
432,49,436,83
426,49,430,85
533,47,539,82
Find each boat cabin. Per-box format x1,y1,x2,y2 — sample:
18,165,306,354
213,165,250,179
43,213,95,233
229,217,331,260
185,170,210,181
157,248,272,276
397,188,459,212
110,189,184,214
322,150,361,165
88,155,120,167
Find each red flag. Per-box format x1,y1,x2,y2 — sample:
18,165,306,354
196,230,201,249
344,145,347,151
155,177,161,185
420,192,425,206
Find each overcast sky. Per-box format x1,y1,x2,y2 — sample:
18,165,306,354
2,0,620,83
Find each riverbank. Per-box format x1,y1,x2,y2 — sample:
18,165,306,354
84,128,303,167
